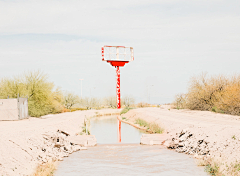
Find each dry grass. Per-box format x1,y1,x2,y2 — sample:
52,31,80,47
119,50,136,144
61,108,70,113
33,162,56,176
135,118,164,134
135,102,150,108
135,118,148,127
120,107,133,115
197,158,222,176
70,107,87,112
173,73,240,115
197,157,240,176
148,122,164,134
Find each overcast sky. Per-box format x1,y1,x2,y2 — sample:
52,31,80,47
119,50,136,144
0,0,239,104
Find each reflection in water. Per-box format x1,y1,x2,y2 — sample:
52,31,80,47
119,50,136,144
55,116,208,176
90,115,143,144
117,119,121,143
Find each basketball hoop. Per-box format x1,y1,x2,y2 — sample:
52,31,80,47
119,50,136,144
102,45,134,67
101,45,134,109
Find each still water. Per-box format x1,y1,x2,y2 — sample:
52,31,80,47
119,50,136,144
55,116,208,176
90,116,144,144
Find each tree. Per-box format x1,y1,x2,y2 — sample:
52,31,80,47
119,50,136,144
63,92,80,109
122,95,135,107
104,96,117,108
0,70,64,117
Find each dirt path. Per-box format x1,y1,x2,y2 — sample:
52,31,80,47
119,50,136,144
123,106,240,175
0,109,120,176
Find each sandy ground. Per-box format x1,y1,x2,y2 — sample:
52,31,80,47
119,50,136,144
123,106,240,175
1,106,240,175
0,109,120,176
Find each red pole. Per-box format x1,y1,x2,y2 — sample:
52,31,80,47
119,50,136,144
116,66,121,142
116,66,121,109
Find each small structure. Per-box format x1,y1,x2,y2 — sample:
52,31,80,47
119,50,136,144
102,45,134,143
0,97,28,120
101,45,134,109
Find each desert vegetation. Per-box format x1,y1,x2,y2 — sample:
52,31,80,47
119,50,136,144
0,71,136,117
173,73,240,115
0,71,65,117
33,162,56,176
198,158,240,176
120,107,133,115
173,73,240,175
135,118,164,134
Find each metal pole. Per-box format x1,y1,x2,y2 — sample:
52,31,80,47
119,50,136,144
116,66,121,142
116,66,121,109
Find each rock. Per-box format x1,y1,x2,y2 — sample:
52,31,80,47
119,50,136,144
164,140,176,149
57,130,70,136
35,130,97,164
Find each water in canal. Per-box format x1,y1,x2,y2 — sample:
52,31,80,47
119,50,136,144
55,115,208,176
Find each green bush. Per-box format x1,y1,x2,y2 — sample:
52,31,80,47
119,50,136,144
0,71,64,117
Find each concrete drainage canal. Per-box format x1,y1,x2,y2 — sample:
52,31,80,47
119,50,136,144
55,115,208,176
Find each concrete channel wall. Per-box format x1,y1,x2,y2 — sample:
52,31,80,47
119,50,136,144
0,98,28,120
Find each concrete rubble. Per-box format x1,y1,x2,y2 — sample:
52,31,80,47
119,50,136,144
36,130,97,163
164,127,240,163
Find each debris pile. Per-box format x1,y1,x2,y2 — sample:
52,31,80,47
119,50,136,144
30,130,96,164
164,129,210,158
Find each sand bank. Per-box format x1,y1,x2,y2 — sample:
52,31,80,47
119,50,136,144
0,109,120,176
123,106,240,175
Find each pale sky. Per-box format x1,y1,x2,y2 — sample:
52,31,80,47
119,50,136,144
0,0,240,104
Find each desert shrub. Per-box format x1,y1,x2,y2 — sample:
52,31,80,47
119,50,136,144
148,122,164,134
80,97,102,110
122,95,135,107
174,73,240,115
186,73,227,111
173,93,186,109
104,96,117,108
215,82,240,115
136,102,149,108
205,163,219,176
33,162,56,176
0,71,64,117
63,92,80,109
135,118,164,134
